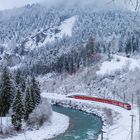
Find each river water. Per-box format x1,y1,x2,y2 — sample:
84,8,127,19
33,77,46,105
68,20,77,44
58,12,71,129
50,106,102,140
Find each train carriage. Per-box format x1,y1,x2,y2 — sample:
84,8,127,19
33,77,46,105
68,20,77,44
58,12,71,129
67,95,131,110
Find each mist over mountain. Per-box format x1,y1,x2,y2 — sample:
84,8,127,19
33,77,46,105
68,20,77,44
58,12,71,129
41,0,133,11
0,0,44,10
0,0,136,11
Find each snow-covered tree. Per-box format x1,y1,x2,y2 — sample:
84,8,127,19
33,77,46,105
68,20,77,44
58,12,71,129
15,69,22,86
0,67,13,116
15,69,26,93
28,99,52,127
11,89,24,131
30,76,41,108
24,86,34,121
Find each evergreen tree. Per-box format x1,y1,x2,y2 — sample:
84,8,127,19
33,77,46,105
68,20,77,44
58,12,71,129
15,69,21,86
132,35,139,53
86,36,96,65
11,89,24,131
20,77,26,93
30,76,41,107
125,37,133,55
24,86,34,121
0,67,13,116
86,36,96,55
15,69,26,93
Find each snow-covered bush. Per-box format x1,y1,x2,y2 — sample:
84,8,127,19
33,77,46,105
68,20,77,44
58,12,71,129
103,108,113,126
27,99,52,128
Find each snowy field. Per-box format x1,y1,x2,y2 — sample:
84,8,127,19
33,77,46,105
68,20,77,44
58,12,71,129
97,55,140,75
2,112,69,140
42,93,139,140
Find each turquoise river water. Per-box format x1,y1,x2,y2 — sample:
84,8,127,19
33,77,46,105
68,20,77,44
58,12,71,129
49,105,102,140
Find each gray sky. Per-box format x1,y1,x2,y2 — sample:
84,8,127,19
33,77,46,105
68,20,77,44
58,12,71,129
0,0,44,10
0,0,136,11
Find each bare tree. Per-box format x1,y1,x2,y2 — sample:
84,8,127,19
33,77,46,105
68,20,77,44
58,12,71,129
109,0,140,10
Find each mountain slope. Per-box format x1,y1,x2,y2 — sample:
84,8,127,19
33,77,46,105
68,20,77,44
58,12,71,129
0,4,140,72
24,16,76,49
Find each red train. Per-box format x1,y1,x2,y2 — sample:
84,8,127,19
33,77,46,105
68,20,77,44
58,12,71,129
67,95,131,110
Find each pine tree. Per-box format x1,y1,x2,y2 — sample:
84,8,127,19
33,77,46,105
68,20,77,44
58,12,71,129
30,76,41,107
86,36,96,55
21,77,26,93
86,36,96,65
15,69,26,93
24,86,34,121
0,67,13,117
15,69,21,86
125,39,131,55
11,89,24,131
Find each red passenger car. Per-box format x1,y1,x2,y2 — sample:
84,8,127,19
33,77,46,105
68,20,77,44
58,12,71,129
67,95,131,110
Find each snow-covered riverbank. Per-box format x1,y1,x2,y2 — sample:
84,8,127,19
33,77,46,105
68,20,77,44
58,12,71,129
42,93,139,140
2,112,69,140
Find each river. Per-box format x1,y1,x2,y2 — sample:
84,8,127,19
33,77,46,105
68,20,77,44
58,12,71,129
50,105,102,140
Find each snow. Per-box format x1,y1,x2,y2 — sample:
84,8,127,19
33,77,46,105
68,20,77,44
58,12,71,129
2,112,69,140
59,16,76,37
0,117,12,134
97,55,140,75
25,16,76,49
42,93,139,140
43,16,76,43
10,63,22,71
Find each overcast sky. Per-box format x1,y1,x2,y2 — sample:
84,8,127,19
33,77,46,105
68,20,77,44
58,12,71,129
0,0,136,11
0,0,44,10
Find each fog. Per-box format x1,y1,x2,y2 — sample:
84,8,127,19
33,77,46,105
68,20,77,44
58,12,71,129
0,0,44,10
41,0,136,11
0,0,137,11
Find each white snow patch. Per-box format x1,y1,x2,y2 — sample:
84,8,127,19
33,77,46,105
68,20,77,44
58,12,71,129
97,55,140,75
0,117,12,134
3,112,69,140
59,16,76,37
43,16,76,43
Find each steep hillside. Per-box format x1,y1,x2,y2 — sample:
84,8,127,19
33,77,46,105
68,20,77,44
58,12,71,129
0,3,140,79
38,54,140,104
24,16,76,50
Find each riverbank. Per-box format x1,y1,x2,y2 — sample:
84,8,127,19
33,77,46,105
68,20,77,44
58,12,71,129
42,93,139,140
2,112,69,140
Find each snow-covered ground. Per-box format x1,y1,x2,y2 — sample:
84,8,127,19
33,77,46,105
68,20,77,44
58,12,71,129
58,16,76,37
97,55,140,75
42,16,76,44
0,117,12,135
42,93,139,140
2,112,69,140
